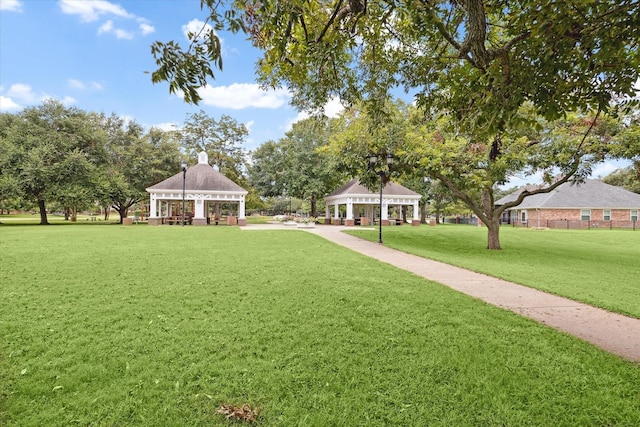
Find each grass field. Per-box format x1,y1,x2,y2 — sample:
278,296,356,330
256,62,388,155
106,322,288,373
348,225,640,319
1,225,639,425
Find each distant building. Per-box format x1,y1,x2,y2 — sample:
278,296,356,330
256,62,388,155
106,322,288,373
324,179,421,226
146,152,248,226
495,179,640,229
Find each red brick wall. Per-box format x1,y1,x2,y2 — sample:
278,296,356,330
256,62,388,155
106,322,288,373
510,208,638,229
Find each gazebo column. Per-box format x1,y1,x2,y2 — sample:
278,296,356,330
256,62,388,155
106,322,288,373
344,200,355,226
324,205,331,224
148,194,161,226
149,194,157,217
238,196,247,226
412,200,421,226
381,201,390,226
192,197,207,226
332,204,341,225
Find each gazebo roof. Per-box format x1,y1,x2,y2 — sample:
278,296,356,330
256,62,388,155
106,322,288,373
147,152,247,194
326,179,420,198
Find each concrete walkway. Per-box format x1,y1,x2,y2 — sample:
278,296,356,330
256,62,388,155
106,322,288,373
244,224,640,362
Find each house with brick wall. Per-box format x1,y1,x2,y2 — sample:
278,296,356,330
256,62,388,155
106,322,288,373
495,179,640,229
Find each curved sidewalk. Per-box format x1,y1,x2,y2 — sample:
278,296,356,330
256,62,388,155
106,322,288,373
246,224,640,362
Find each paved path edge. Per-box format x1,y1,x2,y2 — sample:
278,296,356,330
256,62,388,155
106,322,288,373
244,224,640,362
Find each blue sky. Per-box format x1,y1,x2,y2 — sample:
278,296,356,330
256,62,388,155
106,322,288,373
0,0,344,151
0,0,632,186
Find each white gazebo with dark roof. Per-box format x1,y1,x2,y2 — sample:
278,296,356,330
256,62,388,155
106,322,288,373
146,152,248,226
324,179,421,226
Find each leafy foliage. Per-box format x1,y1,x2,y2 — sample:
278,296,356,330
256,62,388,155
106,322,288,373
96,115,181,222
180,110,248,183
151,0,640,249
0,100,106,224
249,117,343,216
602,166,640,194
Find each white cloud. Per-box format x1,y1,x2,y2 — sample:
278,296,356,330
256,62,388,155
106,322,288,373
59,0,151,39
7,83,38,103
284,111,309,131
114,28,133,40
0,95,22,111
139,22,155,35
68,79,103,91
283,96,345,131
149,122,179,132
98,19,113,34
60,96,77,106
245,120,255,132
59,0,133,23
198,83,290,109
68,79,85,89
591,162,621,179
323,96,345,118
97,20,133,39
182,19,213,40
0,0,22,12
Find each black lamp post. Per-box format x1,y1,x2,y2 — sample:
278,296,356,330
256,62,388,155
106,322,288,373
181,160,187,226
368,153,394,244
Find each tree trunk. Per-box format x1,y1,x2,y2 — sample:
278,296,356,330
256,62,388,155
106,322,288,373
485,216,502,250
310,195,317,218
435,207,441,224
420,202,427,224
64,207,70,221
117,206,128,224
38,199,49,225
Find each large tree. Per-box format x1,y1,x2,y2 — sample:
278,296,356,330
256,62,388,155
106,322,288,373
180,110,248,183
279,117,343,217
0,100,105,224
152,0,640,248
602,166,640,194
97,115,181,223
249,117,344,217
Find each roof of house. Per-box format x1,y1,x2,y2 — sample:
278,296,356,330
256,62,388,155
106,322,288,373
495,179,640,209
325,179,420,198
147,152,247,193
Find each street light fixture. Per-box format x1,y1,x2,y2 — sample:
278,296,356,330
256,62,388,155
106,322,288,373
368,153,394,244
181,160,187,226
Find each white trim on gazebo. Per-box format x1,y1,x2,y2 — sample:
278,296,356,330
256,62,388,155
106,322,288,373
323,180,421,226
146,152,248,226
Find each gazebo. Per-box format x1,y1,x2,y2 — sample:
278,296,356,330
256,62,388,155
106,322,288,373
146,152,248,226
324,179,421,226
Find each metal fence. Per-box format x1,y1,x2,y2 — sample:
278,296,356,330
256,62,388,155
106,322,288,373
510,220,637,230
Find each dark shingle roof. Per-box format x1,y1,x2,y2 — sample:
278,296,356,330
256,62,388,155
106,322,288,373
147,163,246,193
495,179,640,208
326,179,420,197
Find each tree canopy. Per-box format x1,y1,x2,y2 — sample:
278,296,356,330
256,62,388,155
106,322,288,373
0,100,106,224
249,117,344,217
152,0,640,248
180,110,248,183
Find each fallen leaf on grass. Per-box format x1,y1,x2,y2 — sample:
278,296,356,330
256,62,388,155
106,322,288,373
217,403,259,423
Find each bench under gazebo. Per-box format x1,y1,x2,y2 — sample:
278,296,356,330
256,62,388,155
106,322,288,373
146,152,248,226
324,179,421,226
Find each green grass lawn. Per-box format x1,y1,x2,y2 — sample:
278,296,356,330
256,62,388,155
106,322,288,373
347,224,640,319
1,225,639,426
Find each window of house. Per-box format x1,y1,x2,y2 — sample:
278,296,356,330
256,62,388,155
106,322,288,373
521,211,527,223
581,209,591,221
632,210,639,222
603,209,611,221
